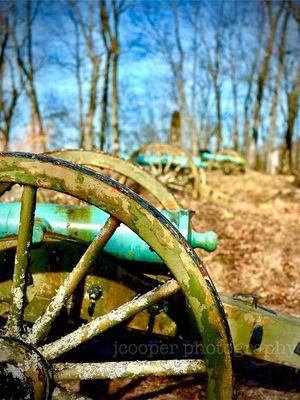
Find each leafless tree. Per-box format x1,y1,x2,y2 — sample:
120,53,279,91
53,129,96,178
227,12,240,151
251,2,285,161
141,1,195,151
71,0,101,150
282,61,300,173
197,2,226,151
13,0,46,152
99,0,112,150
169,110,181,145
98,0,125,154
267,4,291,172
0,4,21,151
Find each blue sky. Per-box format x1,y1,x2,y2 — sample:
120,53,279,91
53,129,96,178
5,0,299,153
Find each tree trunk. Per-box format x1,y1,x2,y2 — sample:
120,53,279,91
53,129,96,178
74,19,83,147
189,116,198,155
28,82,46,152
251,3,284,161
213,78,222,151
169,110,181,146
0,13,19,152
111,46,119,154
285,68,300,173
82,56,100,150
1,129,8,151
26,0,45,152
232,78,238,151
267,7,290,173
100,49,111,150
243,59,257,156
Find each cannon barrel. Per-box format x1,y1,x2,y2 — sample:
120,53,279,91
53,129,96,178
122,152,244,169
200,151,245,165
134,154,207,169
0,203,218,263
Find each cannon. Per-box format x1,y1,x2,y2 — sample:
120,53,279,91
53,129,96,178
200,150,246,174
0,152,299,400
0,203,218,261
128,144,245,186
130,143,201,198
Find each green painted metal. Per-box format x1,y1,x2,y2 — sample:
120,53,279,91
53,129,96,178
223,294,300,369
1,251,299,369
48,149,179,210
40,279,180,360
201,151,245,166
53,359,206,381
0,152,234,399
123,150,244,169
1,235,299,370
6,185,37,337
134,153,208,169
0,336,52,399
29,215,121,346
0,203,218,261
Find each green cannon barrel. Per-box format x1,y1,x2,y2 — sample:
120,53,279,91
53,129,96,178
134,154,207,169
0,203,217,263
201,151,245,165
122,152,244,169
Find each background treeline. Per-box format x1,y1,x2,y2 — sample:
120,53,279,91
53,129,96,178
0,0,299,172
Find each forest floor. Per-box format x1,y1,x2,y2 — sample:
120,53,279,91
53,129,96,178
105,170,300,400
190,170,300,318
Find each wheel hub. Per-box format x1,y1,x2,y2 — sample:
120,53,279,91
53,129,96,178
0,336,52,400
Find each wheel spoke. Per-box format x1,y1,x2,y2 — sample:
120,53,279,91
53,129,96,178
6,185,37,336
39,279,180,360
167,183,185,191
157,157,163,175
164,157,173,174
149,162,159,177
173,163,183,175
29,216,120,346
53,359,205,381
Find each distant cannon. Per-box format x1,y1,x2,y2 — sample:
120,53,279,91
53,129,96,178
130,143,201,198
126,145,246,176
200,150,246,174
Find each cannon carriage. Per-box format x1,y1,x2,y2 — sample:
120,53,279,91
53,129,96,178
0,151,298,400
200,150,246,175
127,143,246,200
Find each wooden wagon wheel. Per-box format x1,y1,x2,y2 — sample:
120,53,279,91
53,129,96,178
0,152,234,399
131,143,200,199
48,149,179,210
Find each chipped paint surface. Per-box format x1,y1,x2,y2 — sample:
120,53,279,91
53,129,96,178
0,152,234,399
0,203,218,260
0,336,52,399
223,294,300,369
6,185,36,337
39,279,180,360
53,359,206,381
49,149,179,210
